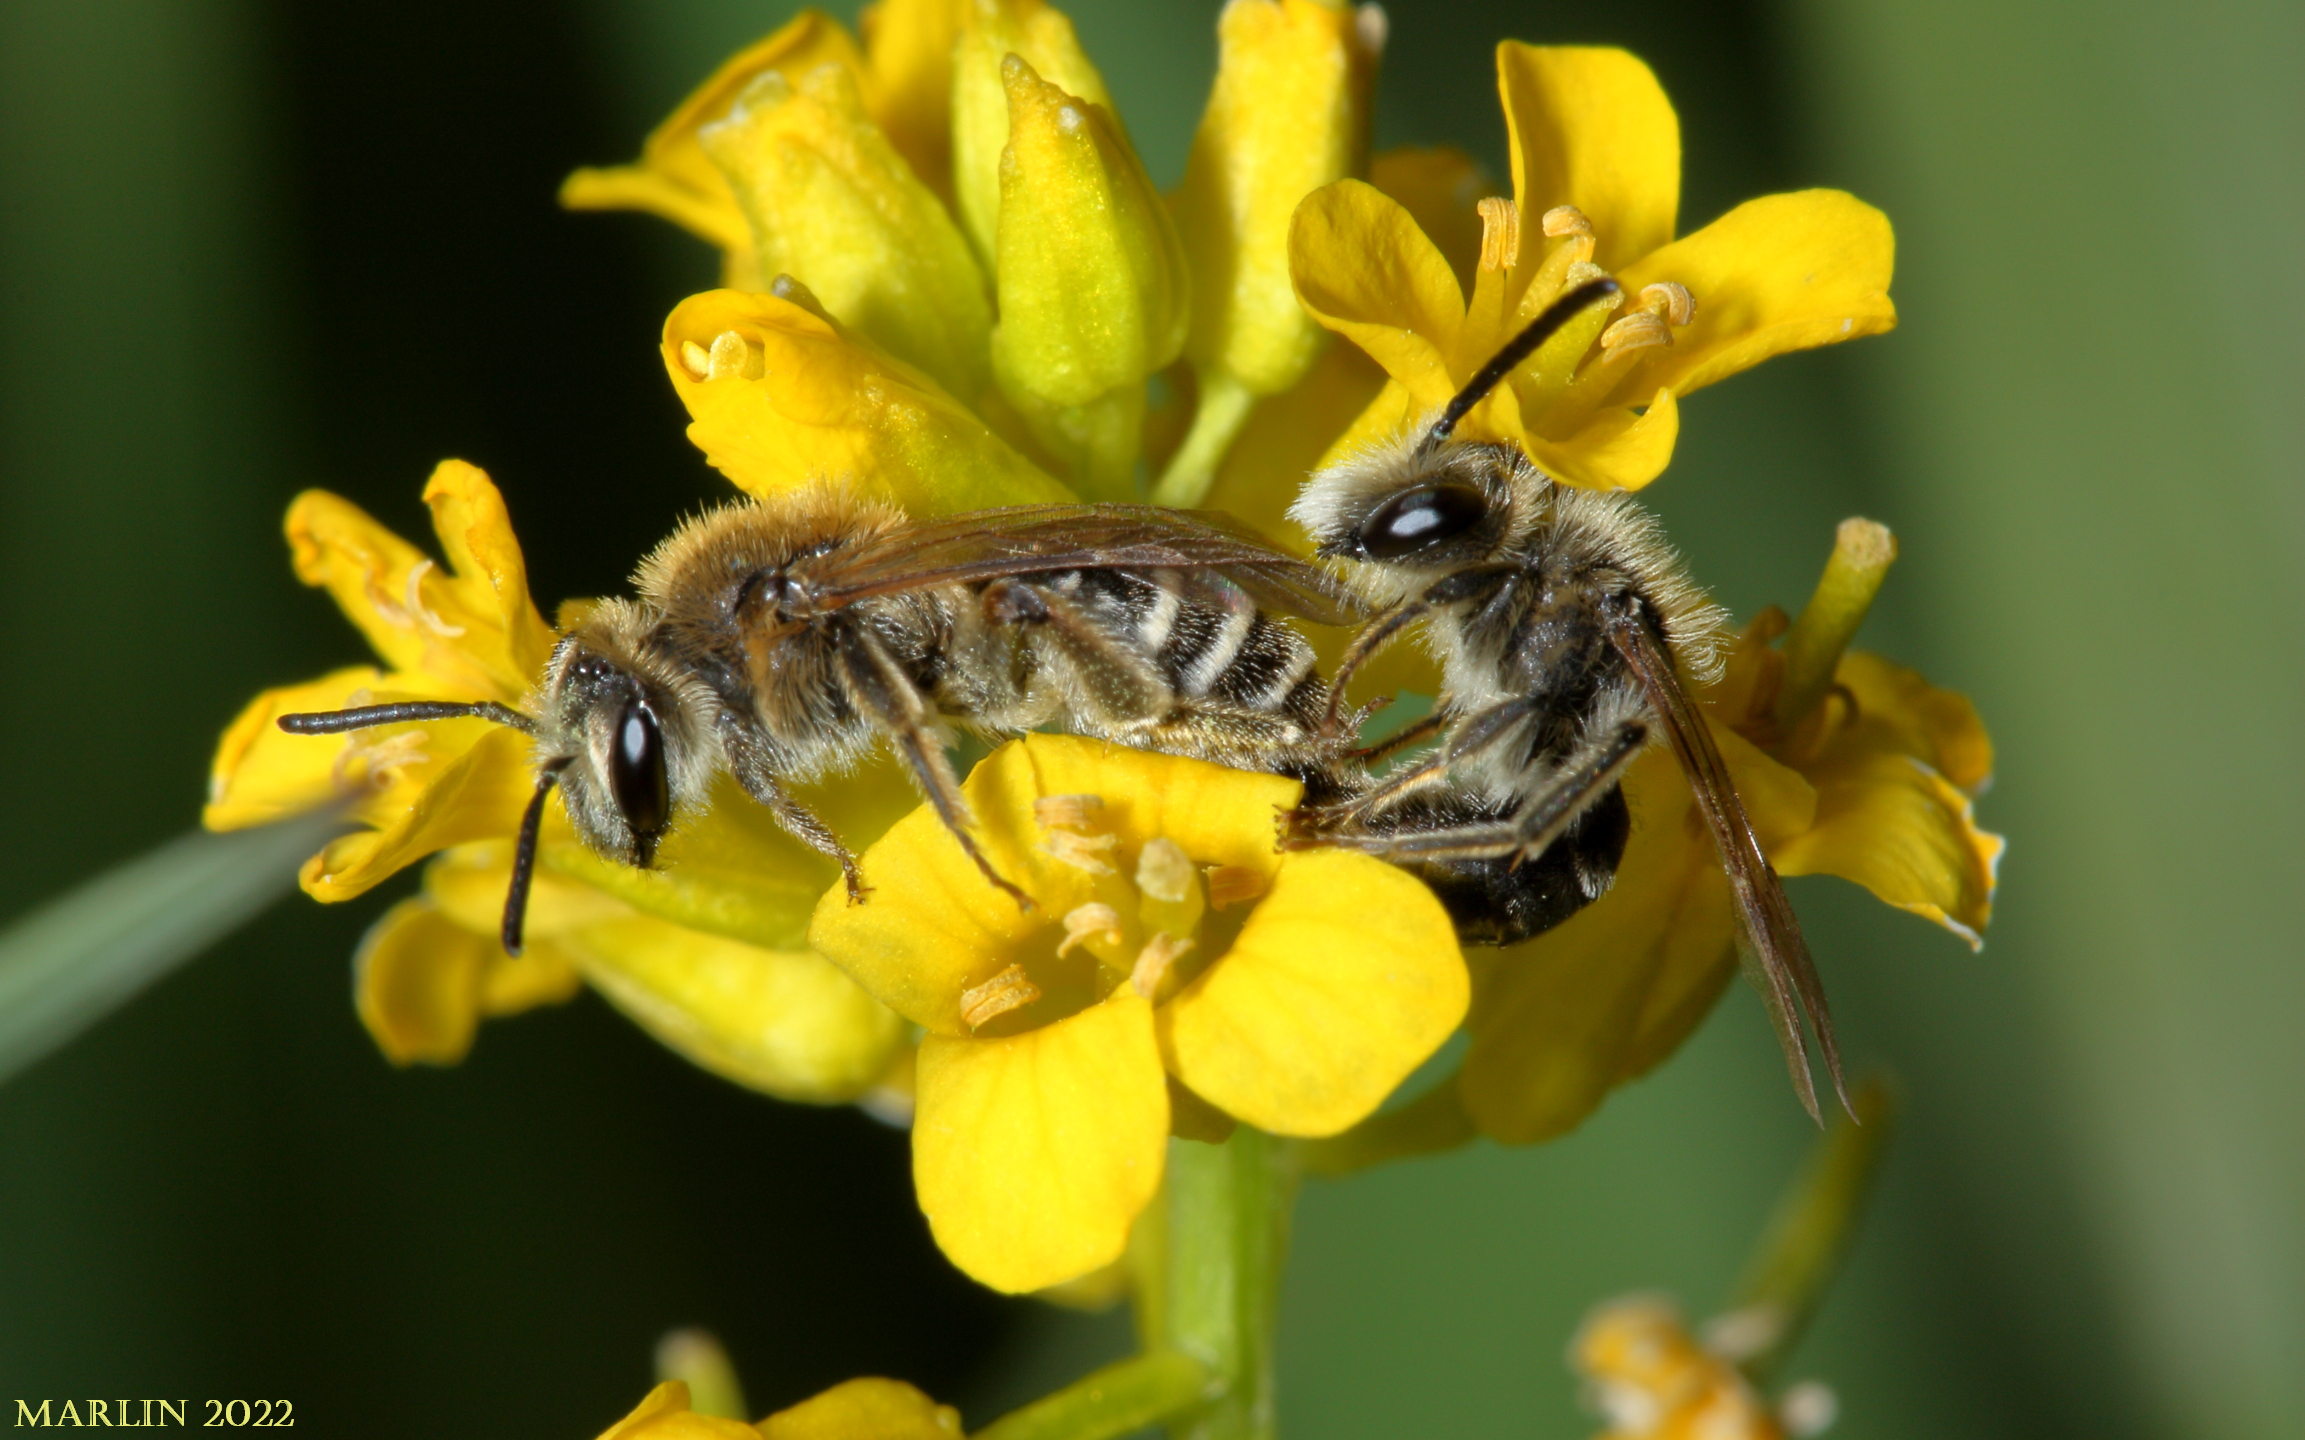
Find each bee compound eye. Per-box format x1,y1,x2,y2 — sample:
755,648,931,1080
1358,483,1489,561
609,700,671,846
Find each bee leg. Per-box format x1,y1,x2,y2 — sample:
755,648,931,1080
987,578,1171,725
1290,696,1537,836
1352,708,1449,762
836,624,1033,911
743,772,869,903
1323,600,1430,734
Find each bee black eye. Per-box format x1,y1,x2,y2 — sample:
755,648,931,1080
609,701,671,851
1358,483,1489,560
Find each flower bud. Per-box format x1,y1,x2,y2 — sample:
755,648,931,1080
701,62,993,403
950,0,1114,263
989,55,1188,495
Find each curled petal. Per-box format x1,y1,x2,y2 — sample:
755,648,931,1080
299,725,536,902
914,991,1168,1293
595,1382,765,1440
664,289,1072,516
353,896,581,1066
1162,849,1464,1136
1776,746,2003,950
1290,180,1464,411
204,665,390,830
761,1377,962,1440
1369,145,1491,292
1522,387,1680,493
1835,650,1994,792
1614,190,1896,402
1498,44,1680,272
420,459,556,680
561,12,868,278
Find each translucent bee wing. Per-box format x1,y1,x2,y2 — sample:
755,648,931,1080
1604,600,1851,1125
814,504,1361,626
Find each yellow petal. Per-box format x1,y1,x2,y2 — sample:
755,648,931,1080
1613,190,1895,402
299,725,537,902
596,1381,766,1440
283,464,547,699
950,0,1114,261
859,0,966,197
914,990,1167,1293
700,62,992,403
563,914,910,1103
663,289,1072,516
1011,733,1300,876
1497,44,1679,273
1171,0,1378,396
1290,179,1463,411
353,897,495,1065
1369,145,1491,294
761,1377,962,1440
1834,649,1994,793
1775,743,2003,950
1462,731,1814,1143
204,665,389,830
561,12,868,272
1161,849,1464,1136
1200,339,1386,549
1522,387,1680,492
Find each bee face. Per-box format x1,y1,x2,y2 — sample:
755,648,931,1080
539,602,720,869
1292,442,1525,605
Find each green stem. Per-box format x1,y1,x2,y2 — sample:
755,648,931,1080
975,1352,1214,1440
1161,1127,1295,1440
1149,372,1256,509
1725,1073,1898,1384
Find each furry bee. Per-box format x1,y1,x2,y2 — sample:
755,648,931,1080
1283,278,1847,1120
280,488,1356,953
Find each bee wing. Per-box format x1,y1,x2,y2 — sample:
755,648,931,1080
1604,602,1850,1125
816,505,1360,625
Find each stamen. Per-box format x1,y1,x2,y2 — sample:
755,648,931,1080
679,340,712,379
1056,902,1123,959
1639,280,1695,327
1034,793,1106,831
1540,204,1594,238
329,728,430,792
1133,838,1195,905
1041,828,1119,874
959,964,1042,1030
705,329,763,381
1599,309,1671,361
403,559,466,638
1476,197,1521,273
1130,932,1195,999
1778,1382,1839,1437
1204,865,1268,910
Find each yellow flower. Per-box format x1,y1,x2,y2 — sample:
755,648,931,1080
203,463,909,1103
1289,43,1896,492
808,734,1466,1292
1461,522,2003,1143
594,1379,962,1440
569,0,1376,507
1572,1296,1835,1440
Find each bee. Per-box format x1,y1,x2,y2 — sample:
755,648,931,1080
1282,277,1847,1120
279,489,1357,954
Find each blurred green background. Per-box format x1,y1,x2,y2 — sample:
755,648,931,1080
1,0,2298,1434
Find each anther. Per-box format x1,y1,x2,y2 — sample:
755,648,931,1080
1541,204,1594,239
1041,828,1118,874
329,729,429,792
679,340,712,379
1056,902,1123,959
1134,838,1194,905
1130,933,1195,999
1639,281,1695,327
1204,865,1268,910
1034,794,1105,831
960,964,1041,1030
1778,1382,1839,1438
403,559,465,638
705,329,763,381
1476,197,1522,273
1600,309,1671,361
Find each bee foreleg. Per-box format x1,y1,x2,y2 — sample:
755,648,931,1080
1292,696,1537,833
1324,600,1430,734
986,579,1172,725
732,764,869,904
835,625,1032,912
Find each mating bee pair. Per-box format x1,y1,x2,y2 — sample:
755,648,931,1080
282,279,1844,1119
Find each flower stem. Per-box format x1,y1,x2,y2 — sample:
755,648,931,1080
1149,372,1255,509
1161,1127,1296,1439
975,1351,1214,1440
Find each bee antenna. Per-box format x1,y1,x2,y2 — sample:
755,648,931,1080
277,700,538,736
501,759,570,957
1420,276,1623,453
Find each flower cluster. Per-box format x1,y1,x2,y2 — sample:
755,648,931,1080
204,3,1998,1399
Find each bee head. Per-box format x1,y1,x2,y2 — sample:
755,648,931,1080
537,599,721,870
1290,443,1525,593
